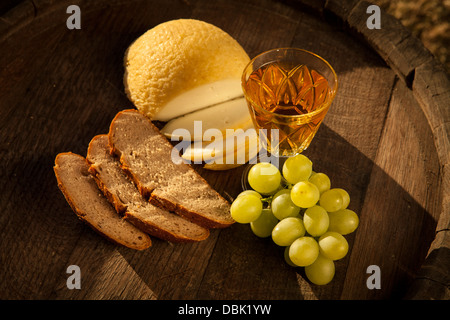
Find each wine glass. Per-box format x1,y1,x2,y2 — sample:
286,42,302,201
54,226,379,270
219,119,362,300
240,48,338,190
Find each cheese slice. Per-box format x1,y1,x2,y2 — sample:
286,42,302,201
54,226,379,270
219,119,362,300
161,97,252,141
181,122,259,163
203,131,261,170
154,79,245,122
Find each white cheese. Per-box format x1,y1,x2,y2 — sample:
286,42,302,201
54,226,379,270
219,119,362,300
154,79,245,122
161,97,252,141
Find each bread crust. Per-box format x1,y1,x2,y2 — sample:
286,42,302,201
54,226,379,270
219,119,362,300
148,193,225,229
123,211,209,243
108,109,234,229
87,134,210,242
88,164,128,215
54,152,152,250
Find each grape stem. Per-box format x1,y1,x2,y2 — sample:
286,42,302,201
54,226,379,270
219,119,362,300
260,196,273,209
260,183,294,207
261,197,272,203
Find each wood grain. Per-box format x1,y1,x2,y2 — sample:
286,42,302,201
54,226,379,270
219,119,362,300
342,80,441,299
0,0,447,300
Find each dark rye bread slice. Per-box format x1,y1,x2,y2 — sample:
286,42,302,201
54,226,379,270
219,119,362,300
54,152,151,250
108,109,234,229
86,134,210,242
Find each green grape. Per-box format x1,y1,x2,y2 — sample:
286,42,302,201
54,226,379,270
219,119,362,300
230,194,263,224
250,208,279,238
318,231,349,261
328,209,359,235
282,154,313,184
305,254,335,285
248,162,281,195
303,205,329,237
288,236,319,267
290,181,320,208
271,217,305,246
271,189,301,220
284,246,298,267
308,172,331,194
334,188,350,209
319,188,344,212
237,190,262,199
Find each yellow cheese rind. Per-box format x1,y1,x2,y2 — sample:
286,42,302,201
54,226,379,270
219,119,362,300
124,19,250,119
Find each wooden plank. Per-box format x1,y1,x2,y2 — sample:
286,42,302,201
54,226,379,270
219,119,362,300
383,34,434,88
405,160,450,299
339,0,436,87
0,156,87,299
324,0,360,22
412,59,450,163
50,230,158,300
191,0,302,58
342,80,441,299
411,60,450,299
436,162,450,233
0,0,24,16
0,27,70,301
0,0,35,42
51,229,221,299
404,229,450,299
279,0,326,16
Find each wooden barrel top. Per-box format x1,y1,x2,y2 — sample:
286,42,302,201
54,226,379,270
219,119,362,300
0,0,448,300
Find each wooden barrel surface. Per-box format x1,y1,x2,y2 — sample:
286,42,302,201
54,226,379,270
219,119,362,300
0,0,448,300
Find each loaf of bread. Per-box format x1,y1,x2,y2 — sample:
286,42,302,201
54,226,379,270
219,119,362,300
108,109,234,229
54,152,152,250
86,134,210,242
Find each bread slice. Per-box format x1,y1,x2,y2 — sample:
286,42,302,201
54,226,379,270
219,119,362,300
86,134,210,242
54,152,152,250
108,109,234,228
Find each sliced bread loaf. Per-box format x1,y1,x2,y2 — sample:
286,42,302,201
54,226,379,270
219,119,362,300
108,109,234,229
54,152,152,250
86,134,210,242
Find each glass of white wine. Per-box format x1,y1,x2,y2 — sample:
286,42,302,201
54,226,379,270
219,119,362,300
240,48,337,192
241,48,338,158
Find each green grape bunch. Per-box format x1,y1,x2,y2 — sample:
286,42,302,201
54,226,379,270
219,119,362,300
229,154,359,286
